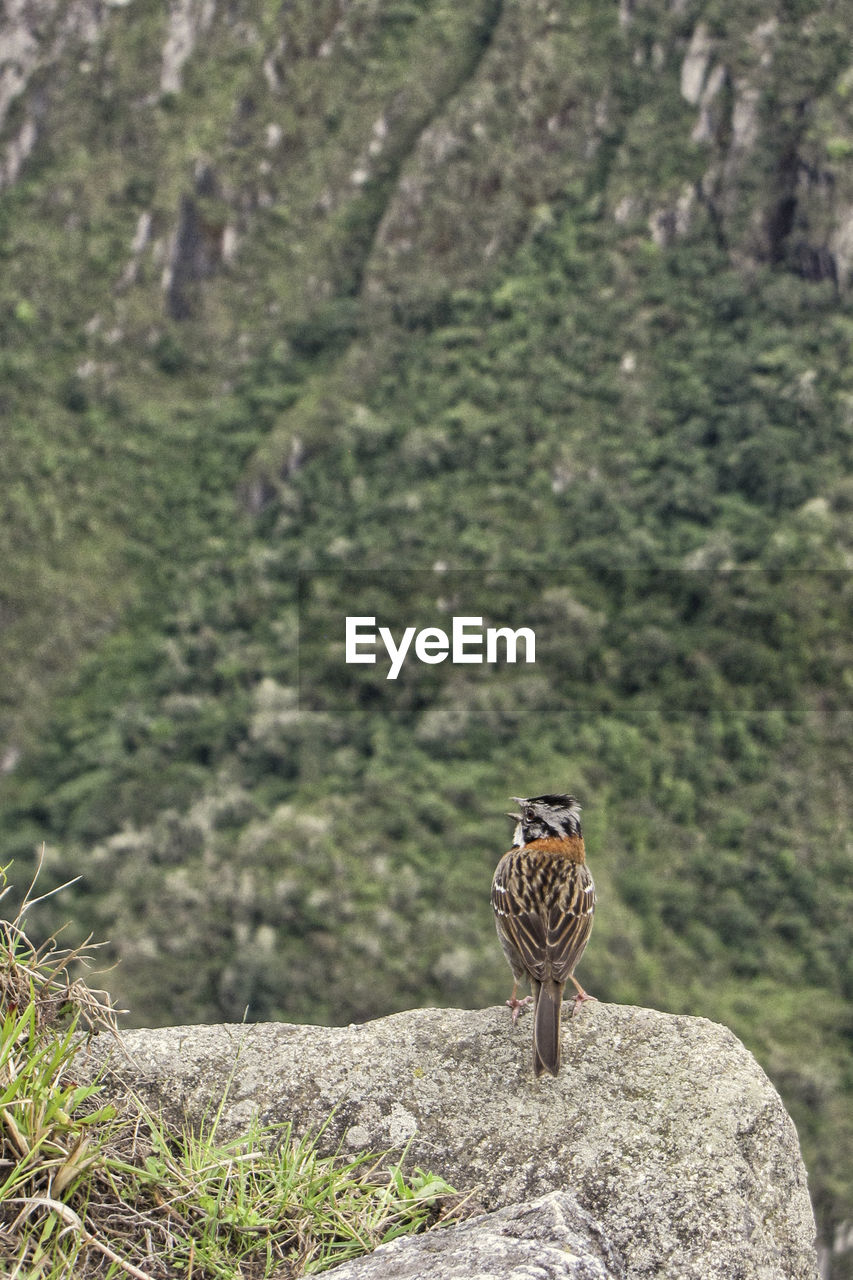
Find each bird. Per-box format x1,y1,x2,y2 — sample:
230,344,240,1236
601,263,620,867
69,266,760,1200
491,793,596,1077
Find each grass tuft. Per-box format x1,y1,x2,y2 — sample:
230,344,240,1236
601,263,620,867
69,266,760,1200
0,859,467,1277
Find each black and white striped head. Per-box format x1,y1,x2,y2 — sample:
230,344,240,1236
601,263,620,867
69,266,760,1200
508,793,582,846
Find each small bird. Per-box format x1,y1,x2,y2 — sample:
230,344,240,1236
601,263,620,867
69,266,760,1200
491,793,596,1077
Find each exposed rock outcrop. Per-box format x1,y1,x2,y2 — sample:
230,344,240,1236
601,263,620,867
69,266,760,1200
0,0,110,187
92,1002,819,1280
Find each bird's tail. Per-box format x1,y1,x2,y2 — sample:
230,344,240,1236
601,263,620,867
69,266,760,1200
533,978,563,1077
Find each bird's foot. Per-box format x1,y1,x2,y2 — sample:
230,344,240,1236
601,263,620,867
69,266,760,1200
569,989,597,1018
506,994,534,1025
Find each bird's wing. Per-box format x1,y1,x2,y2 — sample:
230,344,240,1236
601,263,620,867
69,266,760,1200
548,861,595,983
491,851,548,982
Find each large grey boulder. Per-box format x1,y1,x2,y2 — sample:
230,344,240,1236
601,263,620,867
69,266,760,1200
93,1002,818,1280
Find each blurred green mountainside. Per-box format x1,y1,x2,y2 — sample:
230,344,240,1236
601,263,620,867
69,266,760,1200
0,0,851,1268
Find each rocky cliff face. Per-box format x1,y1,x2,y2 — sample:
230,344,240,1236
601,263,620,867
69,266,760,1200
93,1003,819,1280
4,1,851,293
3,0,851,527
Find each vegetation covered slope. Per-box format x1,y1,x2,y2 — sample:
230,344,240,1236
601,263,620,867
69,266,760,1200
0,0,851,1269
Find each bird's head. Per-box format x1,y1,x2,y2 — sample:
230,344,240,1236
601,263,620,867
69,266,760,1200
508,793,582,846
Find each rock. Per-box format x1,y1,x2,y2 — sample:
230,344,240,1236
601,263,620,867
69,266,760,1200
323,1190,625,1280
160,0,216,96
91,1003,819,1280
680,21,713,107
0,0,110,189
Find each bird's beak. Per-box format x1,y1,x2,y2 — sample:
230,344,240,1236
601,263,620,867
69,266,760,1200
506,811,522,821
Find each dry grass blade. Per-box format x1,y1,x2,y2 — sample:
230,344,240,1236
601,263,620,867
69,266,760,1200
7,1195,156,1280
0,847,125,1040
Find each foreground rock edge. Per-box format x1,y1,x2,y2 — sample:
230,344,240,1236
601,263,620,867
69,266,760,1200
322,1189,626,1279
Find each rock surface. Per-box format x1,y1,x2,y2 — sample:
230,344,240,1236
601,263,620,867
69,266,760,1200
324,1191,625,1280
91,1003,818,1280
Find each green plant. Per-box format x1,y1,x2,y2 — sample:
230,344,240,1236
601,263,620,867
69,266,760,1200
0,864,465,1277
108,1107,459,1277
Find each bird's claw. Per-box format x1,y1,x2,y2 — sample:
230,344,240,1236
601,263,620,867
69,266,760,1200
569,990,597,1018
506,994,534,1025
